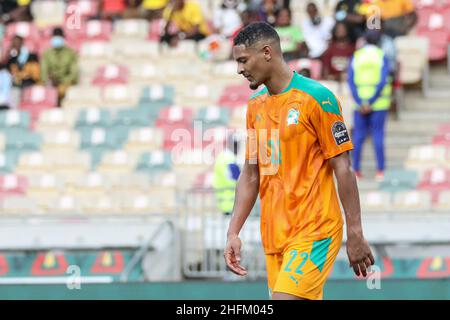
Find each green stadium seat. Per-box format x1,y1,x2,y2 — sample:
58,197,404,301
0,151,19,173
75,109,112,128
5,130,42,151
139,85,175,105
379,169,419,194
0,110,31,130
194,106,230,129
136,150,172,175
113,108,156,127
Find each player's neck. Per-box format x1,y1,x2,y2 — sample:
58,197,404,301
265,63,294,96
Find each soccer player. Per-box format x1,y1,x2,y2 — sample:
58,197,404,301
224,22,374,300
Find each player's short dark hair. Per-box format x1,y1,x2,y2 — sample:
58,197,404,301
233,22,280,48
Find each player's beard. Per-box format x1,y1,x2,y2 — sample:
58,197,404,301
249,81,260,90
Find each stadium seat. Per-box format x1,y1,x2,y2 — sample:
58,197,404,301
0,110,30,130
228,106,247,129
405,145,448,171
210,61,240,82
20,86,58,120
113,19,149,39
91,64,129,86
35,109,76,134
161,40,198,59
194,106,230,129
0,152,19,173
438,123,450,134
360,191,392,213
76,109,112,128
79,127,121,167
395,36,429,84
79,41,114,63
97,150,137,174
432,132,450,146
435,190,450,211
129,63,163,85
41,130,80,155
0,174,27,196
192,171,214,189
71,172,110,197
156,106,193,127
66,0,99,19
5,22,40,43
0,196,38,215
51,151,91,178
176,83,222,109
158,123,194,150
26,174,64,200
418,168,450,204
31,0,66,28
136,150,172,175
82,20,113,41
4,130,42,152
80,195,120,214
416,29,448,61
62,86,103,109
139,85,175,107
217,84,253,108
15,152,53,175
393,190,432,211
102,85,140,109
46,194,82,214
118,193,155,215
124,127,164,155
113,39,159,61
108,173,151,194
379,169,419,193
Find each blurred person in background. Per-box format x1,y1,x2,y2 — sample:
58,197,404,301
274,7,307,61
301,2,335,59
161,0,210,45
347,29,391,181
321,22,355,81
142,0,168,20
359,0,417,38
0,0,32,24
123,0,144,19
230,9,260,40
213,134,241,216
41,27,78,107
334,0,365,43
0,62,13,110
257,0,281,26
213,0,242,39
99,0,127,21
5,35,40,88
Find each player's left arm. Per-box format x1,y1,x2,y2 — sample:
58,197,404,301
308,93,375,277
329,152,375,277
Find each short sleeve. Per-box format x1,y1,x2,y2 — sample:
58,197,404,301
308,95,354,159
402,0,415,14
245,104,257,161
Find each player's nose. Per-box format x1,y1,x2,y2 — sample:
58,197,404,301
237,64,245,75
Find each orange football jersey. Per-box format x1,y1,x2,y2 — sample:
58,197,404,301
246,72,353,254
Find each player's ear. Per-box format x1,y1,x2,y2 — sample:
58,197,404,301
262,45,272,62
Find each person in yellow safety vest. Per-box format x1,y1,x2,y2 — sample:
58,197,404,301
213,135,241,216
347,29,391,181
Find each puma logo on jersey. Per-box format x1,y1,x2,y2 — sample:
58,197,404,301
322,97,332,106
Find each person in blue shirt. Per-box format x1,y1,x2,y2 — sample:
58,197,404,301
0,63,13,110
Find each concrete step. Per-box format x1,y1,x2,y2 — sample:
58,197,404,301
398,110,450,122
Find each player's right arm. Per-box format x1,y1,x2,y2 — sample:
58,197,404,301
224,159,259,276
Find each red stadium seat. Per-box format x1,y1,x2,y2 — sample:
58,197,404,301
433,133,450,146
66,0,99,19
416,29,449,60
5,22,40,42
437,123,450,134
91,64,129,86
148,19,165,41
0,175,28,196
159,124,194,150
155,107,193,128
217,84,254,108
20,86,58,122
418,168,450,204
193,171,214,189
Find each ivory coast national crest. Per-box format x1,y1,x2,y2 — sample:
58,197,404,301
287,108,300,126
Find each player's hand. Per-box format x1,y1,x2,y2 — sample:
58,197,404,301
224,235,247,276
346,233,375,277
